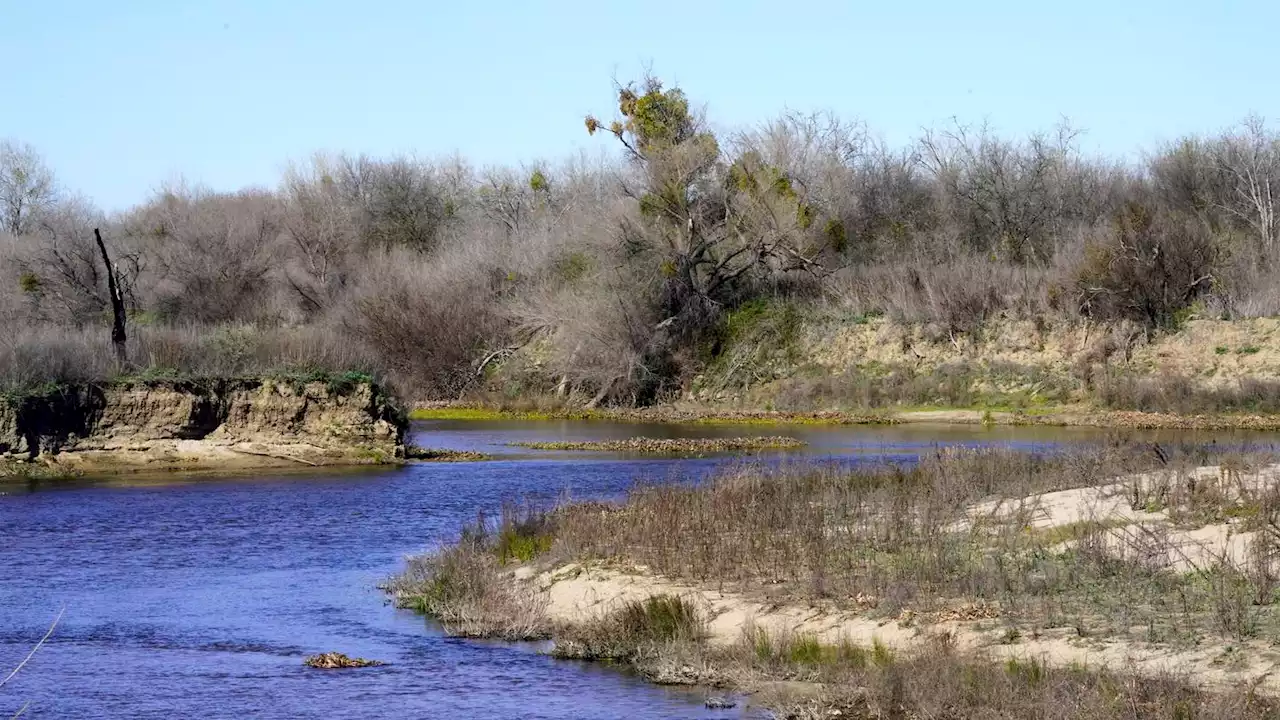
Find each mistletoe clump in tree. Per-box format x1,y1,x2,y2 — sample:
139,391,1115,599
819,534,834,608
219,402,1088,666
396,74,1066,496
584,76,840,402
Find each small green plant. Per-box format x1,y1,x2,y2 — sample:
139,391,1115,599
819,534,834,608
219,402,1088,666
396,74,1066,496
836,637,867,668
786,633,824,665
494,527,553,563
1238,345,1261,355
326,370,373,395
18,271,41,294
1215,346,1229,355
749,626,774,661
529,169,550,193
493,502,556,564
1004,656,1045,685
553,251,591,282
870,636,894,666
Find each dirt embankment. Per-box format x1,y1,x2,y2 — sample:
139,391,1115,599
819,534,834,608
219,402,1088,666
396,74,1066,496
698,314,1280,409
0,378,406,474
462,315,1280,429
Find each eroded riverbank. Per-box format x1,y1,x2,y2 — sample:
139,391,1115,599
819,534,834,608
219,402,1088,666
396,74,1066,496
0,376,406,478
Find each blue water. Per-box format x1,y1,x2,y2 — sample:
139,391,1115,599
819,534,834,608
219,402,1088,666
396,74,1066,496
2,419,1275,719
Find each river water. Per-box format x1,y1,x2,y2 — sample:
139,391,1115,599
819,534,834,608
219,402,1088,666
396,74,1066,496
3,419,1276,719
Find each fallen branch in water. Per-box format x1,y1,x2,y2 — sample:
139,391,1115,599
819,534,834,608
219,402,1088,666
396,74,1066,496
230,448,321,467
303,652,385,669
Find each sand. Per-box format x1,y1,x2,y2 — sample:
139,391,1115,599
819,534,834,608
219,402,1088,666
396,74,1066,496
523,463,1280,694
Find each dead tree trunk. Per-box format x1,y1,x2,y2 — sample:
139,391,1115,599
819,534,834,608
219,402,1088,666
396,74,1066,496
94,228,127,368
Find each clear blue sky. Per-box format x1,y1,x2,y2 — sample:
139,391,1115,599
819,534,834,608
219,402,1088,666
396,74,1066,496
3,0,1277,211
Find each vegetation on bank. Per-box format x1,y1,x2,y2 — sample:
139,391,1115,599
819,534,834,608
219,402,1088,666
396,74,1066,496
402,445,490,462
390,446,1280,716
8,78,1280,414
0,458,81,481
510,436,805,454
0,321,390,397
410,404,889,424
719,629,1275,719
384,510,552,640
549,601,1278,719
409,401,1280,433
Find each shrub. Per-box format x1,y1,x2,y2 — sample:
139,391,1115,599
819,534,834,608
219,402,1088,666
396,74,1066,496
1067,203,1220,329
342,249,508,400
385,539,549,640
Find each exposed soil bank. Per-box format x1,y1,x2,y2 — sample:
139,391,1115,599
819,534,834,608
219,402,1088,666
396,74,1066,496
0,377,405,474
463,315,1280,430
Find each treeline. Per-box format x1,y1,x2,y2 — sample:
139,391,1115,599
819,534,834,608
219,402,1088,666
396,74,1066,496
2,76,1279,403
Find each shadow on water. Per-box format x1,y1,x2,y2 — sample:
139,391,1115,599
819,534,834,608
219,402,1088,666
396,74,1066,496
4,419,1280,718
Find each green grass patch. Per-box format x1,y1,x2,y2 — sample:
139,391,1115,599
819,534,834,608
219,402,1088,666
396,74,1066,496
494,525,555,563
617,595,704,644
410,407,570,421
551,594,706,661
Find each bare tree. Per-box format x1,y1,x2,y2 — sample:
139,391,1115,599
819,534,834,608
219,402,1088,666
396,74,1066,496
335,154,451,251
126,185,283,323
1211,115,1280,254
28,195,143,324
94,228,128,366
476,167,539,238
0,140,57,236
281,156,359,314
918,120,1085,264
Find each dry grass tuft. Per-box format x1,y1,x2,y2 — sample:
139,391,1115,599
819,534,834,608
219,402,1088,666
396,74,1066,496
384,539,550,640
550,594,706,661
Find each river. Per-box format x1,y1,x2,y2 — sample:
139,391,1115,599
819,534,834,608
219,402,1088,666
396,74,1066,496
3,419,1276,719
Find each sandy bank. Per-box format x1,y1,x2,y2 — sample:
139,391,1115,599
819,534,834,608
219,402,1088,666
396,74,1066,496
516,462,1280,696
